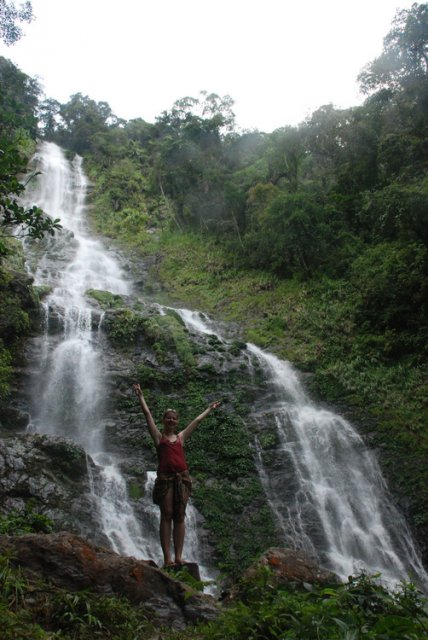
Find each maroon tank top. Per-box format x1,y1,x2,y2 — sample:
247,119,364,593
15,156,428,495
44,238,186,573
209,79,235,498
157,436,188,473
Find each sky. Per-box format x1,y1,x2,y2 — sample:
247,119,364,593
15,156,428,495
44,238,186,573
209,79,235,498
0,0,417,132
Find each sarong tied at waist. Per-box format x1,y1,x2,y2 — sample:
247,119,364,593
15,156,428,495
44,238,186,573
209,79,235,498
152,470,192,506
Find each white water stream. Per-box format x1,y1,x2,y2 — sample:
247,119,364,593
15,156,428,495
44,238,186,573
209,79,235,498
20,142,428,592
175,310,428,590
21,142,208,570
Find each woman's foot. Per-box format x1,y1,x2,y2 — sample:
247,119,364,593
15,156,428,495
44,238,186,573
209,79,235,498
174,558,186,566
163,559,175,568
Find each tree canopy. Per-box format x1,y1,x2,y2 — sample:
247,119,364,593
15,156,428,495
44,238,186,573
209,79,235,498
1,2,428,354
0,0,32,45
0,56,61,258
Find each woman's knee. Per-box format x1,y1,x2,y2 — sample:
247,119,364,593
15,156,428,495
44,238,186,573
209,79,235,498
173,507,186,524
160,506,174,521
159,489,174,520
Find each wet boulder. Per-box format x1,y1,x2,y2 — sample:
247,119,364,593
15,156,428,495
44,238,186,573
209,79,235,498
243,547,339,588
0,531,220,628
0,434,104,542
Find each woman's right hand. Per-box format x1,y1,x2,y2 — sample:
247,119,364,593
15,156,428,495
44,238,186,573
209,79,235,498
133,383,142,397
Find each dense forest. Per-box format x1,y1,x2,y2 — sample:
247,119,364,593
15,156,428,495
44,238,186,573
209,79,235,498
1,2,428,638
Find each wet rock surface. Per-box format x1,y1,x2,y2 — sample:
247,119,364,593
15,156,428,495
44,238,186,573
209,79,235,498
0,434,106,543
3,227,427,591
246,547,339,586
0,531,220,628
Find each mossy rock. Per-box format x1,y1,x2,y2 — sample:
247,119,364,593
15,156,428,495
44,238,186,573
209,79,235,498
86,288,125,309
34,434,88,477
33,285,52,300
103,308,144,345
141,312,196,368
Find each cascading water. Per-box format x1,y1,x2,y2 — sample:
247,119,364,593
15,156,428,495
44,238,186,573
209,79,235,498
22,142,148,556
20,142,427,591
21,142,152,559
21,142,213,573
175,309,428,590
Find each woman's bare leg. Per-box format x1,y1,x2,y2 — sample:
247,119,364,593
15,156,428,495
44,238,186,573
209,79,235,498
159,488,174,566
173,503,187,564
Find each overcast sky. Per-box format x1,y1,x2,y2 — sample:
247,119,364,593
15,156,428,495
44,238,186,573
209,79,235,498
0,0,416,132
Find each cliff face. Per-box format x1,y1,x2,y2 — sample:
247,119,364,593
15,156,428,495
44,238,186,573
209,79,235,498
1,275,279,575
0,434,106,542
0,266,41,433
1,259,427,588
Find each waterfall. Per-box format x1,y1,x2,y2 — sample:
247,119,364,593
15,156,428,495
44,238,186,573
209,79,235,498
20,142,427,591
175,309,428,590
20,142,153,560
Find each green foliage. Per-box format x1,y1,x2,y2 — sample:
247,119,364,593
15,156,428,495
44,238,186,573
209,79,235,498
0,265,41,405
141,311,196,368
0,55,38,134
358,3,428,94
349,241,428,341
0,502,54,535
358,180,428,247
33,284,52,299
0,604,51,640
197,573,428,640
194,480,276,576
0,554,27,610
0,57,62,259
244,189,338,276
85,288,124,309
50,590,153,639
0,342,12,401
92,158,149,215
49,92,124,155
0,1,33,46
164,565,206,592
0,554,154,639
103,308,144,346
135,361,163,387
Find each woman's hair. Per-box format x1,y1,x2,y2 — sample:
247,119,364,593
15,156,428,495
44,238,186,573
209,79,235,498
163,408,179,419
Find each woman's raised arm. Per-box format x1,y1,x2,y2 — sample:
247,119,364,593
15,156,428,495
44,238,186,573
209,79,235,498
133,383,162,446
179,400,221,442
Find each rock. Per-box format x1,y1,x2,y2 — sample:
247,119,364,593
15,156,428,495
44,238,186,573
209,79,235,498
143,596,187,630
0,406,30,433
0,434,105,543
242,547,339,588
165,562,201,582
0,531,219,627
184,593,221,624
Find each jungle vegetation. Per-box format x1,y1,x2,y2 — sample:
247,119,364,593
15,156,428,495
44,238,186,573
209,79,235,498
1,2,428,638
30,2,428,546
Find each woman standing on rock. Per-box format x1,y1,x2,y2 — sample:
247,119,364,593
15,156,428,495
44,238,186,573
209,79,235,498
133,383,220,568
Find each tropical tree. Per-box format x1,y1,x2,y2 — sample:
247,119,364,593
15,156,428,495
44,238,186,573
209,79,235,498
0,56,61,258
358,3,428,138
0,0,32,45
266,126,307,192
358,3,428,94
0,55,39,135
52,93,124,154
